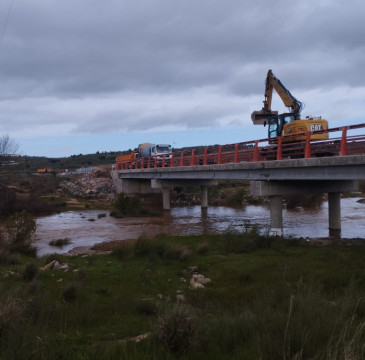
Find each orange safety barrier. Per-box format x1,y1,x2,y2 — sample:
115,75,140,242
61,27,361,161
114,123,365,171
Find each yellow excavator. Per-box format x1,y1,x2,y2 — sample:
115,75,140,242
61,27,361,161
251,69,328,143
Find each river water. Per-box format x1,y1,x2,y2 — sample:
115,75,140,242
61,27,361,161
34,198,365,256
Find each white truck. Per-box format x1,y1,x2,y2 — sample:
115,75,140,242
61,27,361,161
138,143,172,159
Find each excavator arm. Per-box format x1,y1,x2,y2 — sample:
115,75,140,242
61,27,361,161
251,69,303,125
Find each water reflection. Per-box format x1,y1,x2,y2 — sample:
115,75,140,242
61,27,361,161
34,198,365,256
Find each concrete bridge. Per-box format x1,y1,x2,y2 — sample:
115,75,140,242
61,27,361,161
111,124,365,237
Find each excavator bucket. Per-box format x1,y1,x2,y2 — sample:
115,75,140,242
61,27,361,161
251,109,278,125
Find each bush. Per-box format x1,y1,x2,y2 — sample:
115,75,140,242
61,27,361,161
0,249,19,265
358,180,365,193
23,263,39,282
134,235,152,256
162,244,192,262
62,284,78,303
111,242,134,260
196,242,209,255
112,193,141,216
49,238,71,247
0,185,16,216
157,306,195,353
0,294,24,343
225,188,247,206
284,193,323,209
5,210,37,254
42,254,62,265
221,225,268,254
136,300,158,316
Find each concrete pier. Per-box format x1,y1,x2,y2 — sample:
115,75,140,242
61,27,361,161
269,195,283,236
328,192,341,236
201,186,208,209
162,186,171,210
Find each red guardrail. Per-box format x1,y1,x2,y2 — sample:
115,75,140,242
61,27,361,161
114,123,365,170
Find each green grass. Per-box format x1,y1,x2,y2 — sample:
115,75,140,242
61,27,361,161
1,233,365,359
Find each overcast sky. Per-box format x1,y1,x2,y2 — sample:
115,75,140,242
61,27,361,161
0,0,364,157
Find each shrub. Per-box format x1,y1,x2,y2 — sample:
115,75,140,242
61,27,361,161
163,244,192,262
196,242,209,255
5,210,37,255
359,180,365,193
221,224,271,254
23,263,39,282
42,254,62,265
0,185,16,216
221,228,252,254
111,242,134,260
0,249,20,265
0,294,24,343
62,284,78,303
136,300,158,316
134,235,152,256
49,238,71,247
112,193,141,216
225,188,247,206
178,247,192,261
157,306,195,353
284,194,323,209
75,268,88,281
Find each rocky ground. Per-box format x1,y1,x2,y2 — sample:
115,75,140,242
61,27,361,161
60,168,115,200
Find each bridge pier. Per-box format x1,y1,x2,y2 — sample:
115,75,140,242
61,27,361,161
162,186,171,210
201,186,208,209
269,195,283,236
153,179,218,210
328,192,341,237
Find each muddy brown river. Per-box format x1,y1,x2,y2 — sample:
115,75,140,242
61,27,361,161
34,198,365,256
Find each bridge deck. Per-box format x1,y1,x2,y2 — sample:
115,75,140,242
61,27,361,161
113,155,365,181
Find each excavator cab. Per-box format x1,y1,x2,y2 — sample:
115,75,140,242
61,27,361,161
268,113,295,139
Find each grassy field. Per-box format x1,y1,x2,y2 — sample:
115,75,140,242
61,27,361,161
1,231,365,359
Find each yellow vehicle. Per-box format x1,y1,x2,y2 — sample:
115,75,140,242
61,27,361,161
251,69,328,143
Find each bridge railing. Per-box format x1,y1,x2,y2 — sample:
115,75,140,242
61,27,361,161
115,123,365,170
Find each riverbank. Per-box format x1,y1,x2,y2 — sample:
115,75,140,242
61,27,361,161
1,233,365,359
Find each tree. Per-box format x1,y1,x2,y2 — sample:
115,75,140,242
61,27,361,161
0,134,19,156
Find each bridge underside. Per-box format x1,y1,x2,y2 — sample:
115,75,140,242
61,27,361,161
250,180,356,236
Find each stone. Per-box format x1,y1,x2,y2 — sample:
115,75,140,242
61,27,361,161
60,263,70,271
176,294,186,303
189,277,205,290
193,274,204,281
40,260,56,271
190,281,205,290
196,277,211,285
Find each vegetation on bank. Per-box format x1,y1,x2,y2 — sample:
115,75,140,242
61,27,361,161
1,151,125,173
1,226,365,359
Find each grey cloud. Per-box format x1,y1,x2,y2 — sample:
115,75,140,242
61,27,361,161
0,0,364,139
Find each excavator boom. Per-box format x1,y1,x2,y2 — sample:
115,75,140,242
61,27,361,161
251,69,303,125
